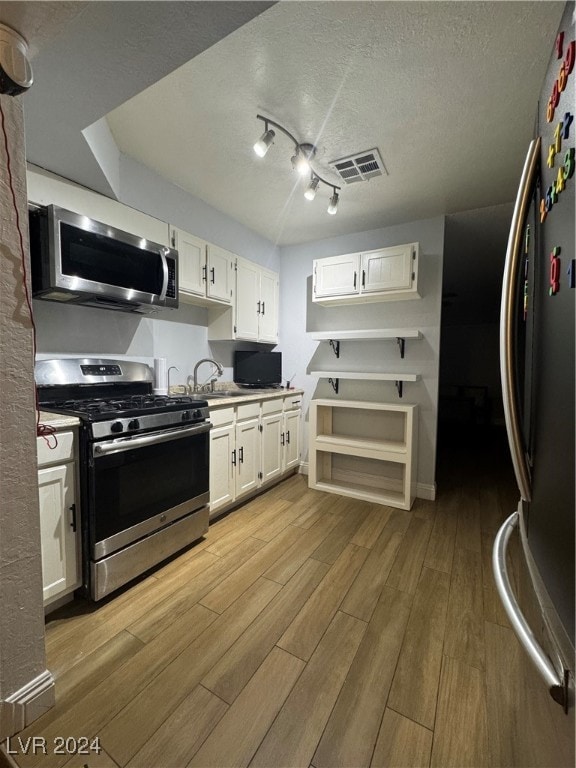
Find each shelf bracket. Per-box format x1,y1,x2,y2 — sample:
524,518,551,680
396,337,406,359
328,339,340,358
327,377,339,394
395,380,404,398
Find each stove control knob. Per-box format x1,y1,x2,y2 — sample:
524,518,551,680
110,421,124,434
193,409,202,419
128,419,140,431
181,410,191,422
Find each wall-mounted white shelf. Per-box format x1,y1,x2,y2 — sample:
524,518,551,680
310,370,420,398
310,328,422,359
309,399,418,510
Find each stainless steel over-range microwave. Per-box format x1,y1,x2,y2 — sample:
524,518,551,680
29,204,179,314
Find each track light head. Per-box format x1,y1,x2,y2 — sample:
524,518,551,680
304,176,319,201
254,128,275,158
292,143,315,176
253,115,340,215
327,190,339,215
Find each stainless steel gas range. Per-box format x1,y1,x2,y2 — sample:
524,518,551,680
36,358,211,600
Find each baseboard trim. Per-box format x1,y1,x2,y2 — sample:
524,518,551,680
299,461,309,475
0,669,55,740
416,482,436,500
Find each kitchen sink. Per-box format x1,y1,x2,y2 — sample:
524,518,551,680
203,390,251,399
203,389,275,399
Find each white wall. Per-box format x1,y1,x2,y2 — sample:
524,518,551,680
278,216,445,495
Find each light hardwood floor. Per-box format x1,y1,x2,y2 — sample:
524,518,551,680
1,428,572,768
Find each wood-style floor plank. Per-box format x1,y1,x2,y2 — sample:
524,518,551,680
350,504,391,548
188,648,304,767
430,655,489,768
313,586,413,768
202,558,329,704
126,535,266,642
423,490,458,574
340,511,407,622
98,578,281,767
126,685,227,768
371,708,433,768
310,498,370,564
62,748,120,768
250,611,367,768
386,515,433,595
200,525,304,613
387,566,450,730
262,512,341,584
443,546,485,670
277,543,369,661
13,603,218,768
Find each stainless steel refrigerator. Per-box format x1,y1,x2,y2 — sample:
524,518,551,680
493,0,575,760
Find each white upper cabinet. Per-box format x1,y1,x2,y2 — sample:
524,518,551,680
209,256,279,343
313,253,359,297
258,268,279,344
27,166,170,246
235,258,260,340
206,244,234,303
170,226,233,306
313,243,420,304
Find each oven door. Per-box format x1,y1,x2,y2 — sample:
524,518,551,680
89,421,210,560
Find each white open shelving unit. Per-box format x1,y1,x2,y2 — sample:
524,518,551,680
310,328,422,359
309,398,418,510
310,371,420,397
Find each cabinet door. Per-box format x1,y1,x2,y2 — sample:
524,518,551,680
259,269,279,343
206,244,233,303
235,259,260,341
210,424,235,514
314,254,359,297
38,463,80,603
235,418,260,497
261,412,283,483
360,244,414,293
283,410,301,471
171,227,206,297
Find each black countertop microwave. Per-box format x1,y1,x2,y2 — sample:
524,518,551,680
29,204,179,314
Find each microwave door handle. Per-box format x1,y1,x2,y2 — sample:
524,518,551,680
500,137,539,503
159,247,169,301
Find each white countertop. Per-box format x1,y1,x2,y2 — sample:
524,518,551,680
203,388,303,408
37,411,81,430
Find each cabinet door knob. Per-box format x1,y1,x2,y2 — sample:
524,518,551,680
202,265,207,282
239,446,244,463
281,432,285,446
261,301,265,315
257,300,261,314
353,271,357,290
210,267,215,284
362,270,366,288
231,449,237,466
286,430,290,444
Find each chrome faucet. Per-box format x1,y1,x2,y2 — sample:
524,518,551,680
188,358,224,393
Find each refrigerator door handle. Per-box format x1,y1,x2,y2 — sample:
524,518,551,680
493,511,568,710
499,137,540,503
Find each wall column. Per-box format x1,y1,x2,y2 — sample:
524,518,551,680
0,92,54,741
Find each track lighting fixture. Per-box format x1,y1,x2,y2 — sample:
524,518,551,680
304,175,319,201
253,114,341,215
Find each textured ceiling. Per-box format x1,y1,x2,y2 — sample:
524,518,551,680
105,1,564,246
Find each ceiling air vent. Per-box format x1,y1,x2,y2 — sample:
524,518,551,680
329,148,387,184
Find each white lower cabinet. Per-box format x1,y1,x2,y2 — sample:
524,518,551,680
209,394,302,517
209,422,235,513
235,416,260,497
37,430,81,607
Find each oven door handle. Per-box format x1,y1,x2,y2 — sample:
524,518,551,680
93,422,211,456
